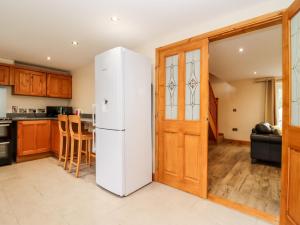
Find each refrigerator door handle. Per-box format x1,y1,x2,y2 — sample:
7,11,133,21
92,104,96,126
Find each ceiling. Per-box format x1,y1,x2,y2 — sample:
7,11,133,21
209,24,282,81
0,0,284,71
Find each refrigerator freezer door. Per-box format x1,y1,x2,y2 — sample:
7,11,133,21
96,128,125,196
95,47,124,130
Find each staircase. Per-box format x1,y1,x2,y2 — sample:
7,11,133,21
208,82,218,141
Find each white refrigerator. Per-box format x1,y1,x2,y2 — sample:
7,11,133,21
93,47,152,196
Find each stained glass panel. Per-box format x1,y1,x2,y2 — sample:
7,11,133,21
165,55,178,120
291,11,300,126
185,49,201,120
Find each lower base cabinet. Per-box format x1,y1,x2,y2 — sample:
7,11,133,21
17,120,51,156
51,120,60,157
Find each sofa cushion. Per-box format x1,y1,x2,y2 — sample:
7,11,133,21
255,122,273,134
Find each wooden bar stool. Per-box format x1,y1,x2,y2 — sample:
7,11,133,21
68,115,93,177
58,115,70,170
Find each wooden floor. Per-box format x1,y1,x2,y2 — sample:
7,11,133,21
208,141,281,216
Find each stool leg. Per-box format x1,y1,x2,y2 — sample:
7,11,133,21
75,139,82,178
85,140,88,165
63,136,69,170
58,134,64,164
88,139,91,167
69,138,74,173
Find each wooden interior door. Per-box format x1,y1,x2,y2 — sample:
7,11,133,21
156,39,209,197
281,1,300,225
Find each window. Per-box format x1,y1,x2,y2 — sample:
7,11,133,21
275,80,282,127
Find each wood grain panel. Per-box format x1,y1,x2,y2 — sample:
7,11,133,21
47,74,72,99
163,132,180,177
281,1,300,225
36,121,51,153
18,123,36,156
0,65,10,85
287,148,300,224
14,68,46,96
184,134,200,182
31,72,46,96
156,38,208,198
51,120,60,157
17,121,51,157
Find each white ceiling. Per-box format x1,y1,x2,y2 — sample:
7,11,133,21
0,0,285,71
209,24,282,81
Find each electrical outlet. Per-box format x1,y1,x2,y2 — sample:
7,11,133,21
232,128,238,132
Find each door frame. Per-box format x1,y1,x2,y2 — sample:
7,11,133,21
155,9,285,224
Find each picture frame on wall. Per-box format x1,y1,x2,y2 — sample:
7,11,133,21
12,106,18,113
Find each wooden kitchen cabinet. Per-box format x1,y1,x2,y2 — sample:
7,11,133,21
17,120,51,157
0,65,10,85
51,120,60,157
47,74,72,99
14,68,47,96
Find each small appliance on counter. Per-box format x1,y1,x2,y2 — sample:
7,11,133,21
46,106,73,117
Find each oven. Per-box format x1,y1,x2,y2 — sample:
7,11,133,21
0,120,12,166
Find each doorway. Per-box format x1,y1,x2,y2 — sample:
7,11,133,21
207,24,283,219
155,3,300,224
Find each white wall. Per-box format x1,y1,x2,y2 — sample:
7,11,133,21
135,0,292,62
3,86,70,113
70,62,95,114
211,79,265,141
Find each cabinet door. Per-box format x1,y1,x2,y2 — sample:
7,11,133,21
14,69,32,95
17,122,36,156
47,75,60,97
31,72,46,96
47,74,72,98
60,76,72,98
35,121,51,153
0,65,10,85
51,120,60,156
14,69,46,96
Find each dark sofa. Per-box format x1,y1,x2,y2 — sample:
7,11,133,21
250,122,282,164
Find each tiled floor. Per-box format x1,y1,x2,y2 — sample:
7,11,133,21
0,157,272,225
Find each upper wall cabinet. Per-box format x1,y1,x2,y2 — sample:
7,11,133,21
0,65,11,85
14,68,47,96
47,74,72,99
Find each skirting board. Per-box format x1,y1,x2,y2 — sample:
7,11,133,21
223,138,251,146
16,152,54,163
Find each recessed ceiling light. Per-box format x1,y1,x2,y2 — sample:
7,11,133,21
110,16,120,22
72,41,79,46
46,56,51,61
239,48,244,53
254,71,257,75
